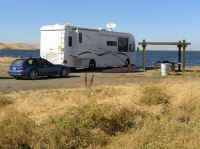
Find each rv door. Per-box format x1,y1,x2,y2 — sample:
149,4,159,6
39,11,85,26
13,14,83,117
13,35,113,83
58,31,65,64
64,32,75,66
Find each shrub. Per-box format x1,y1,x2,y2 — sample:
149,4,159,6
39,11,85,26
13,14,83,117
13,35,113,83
50,106,108,149
0,109,37,149
0,105,139,149
50,105,137,149
98,107,136,135
140,85,170,106
0,95,13,107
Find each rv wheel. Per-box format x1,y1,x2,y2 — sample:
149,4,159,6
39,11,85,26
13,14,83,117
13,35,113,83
89,60,96,71
125,59,130,66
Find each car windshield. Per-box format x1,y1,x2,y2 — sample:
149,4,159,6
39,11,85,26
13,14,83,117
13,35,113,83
12,59,24,65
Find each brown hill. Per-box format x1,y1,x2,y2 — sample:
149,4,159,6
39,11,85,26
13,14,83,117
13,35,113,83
0,43,8,49
0,42,40,50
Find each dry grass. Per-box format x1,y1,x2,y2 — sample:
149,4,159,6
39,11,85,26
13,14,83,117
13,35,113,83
0,109,38,149
0,57,15,65
139,84,170,105
0,79,200,148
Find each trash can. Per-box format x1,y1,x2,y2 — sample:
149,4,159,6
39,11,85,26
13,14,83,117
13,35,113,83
161,63,169,77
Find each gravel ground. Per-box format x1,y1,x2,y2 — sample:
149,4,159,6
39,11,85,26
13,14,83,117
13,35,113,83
0,64,163,92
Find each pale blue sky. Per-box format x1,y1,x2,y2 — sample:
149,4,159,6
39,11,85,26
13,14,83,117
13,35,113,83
0,0,199,50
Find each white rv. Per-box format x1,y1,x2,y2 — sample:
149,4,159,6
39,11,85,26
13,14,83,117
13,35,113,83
40,24,136,69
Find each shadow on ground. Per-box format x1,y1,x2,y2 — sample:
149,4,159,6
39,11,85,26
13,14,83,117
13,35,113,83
0,75,80,80
71,67,143,73
16,75,80,80
0,77,13,79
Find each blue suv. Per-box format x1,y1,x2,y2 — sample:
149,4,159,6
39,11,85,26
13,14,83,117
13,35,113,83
8,57,70,80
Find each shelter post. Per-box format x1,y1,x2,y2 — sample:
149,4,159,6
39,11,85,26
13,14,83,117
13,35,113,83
182,40,186,72
142,40,147,72
177,41,182,72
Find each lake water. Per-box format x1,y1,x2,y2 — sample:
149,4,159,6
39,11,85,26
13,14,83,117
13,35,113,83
0,49,200,67
0,49,40,58
135,51,200,67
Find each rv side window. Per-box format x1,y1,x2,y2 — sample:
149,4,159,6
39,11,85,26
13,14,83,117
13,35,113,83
107,41,117,46
129,44,132,51
118,38,128,52
68,36,72,47
79,32,82,43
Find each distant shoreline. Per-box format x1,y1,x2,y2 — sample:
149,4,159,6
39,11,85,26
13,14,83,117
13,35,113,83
0,43,40,50
1,49,200,52
0,48,40,51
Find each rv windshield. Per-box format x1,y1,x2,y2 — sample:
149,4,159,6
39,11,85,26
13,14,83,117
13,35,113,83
118,38,128,52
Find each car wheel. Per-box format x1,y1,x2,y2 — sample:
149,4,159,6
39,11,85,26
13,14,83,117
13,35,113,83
60,68,69,77
14,76,21,80
48,75,54,78
89,60,96,71
29,70,38,80
70,67,77,72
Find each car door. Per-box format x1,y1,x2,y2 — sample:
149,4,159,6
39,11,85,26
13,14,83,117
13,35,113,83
43,59,59,75
46,59,59,75
34,58,49,76
41,59,53,75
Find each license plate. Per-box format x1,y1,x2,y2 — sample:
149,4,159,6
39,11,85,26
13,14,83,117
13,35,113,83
12,67,16,70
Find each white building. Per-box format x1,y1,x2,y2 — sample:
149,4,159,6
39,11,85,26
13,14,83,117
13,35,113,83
40,24,136,69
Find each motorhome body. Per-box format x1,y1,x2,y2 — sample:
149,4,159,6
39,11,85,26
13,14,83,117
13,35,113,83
40,24,136,69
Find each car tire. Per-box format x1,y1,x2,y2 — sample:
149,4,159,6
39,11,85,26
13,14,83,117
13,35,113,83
29,70,38,80
70,67,76,72
48,75,55,78
14,76,21,80
89,60,96,71
60,68,69,77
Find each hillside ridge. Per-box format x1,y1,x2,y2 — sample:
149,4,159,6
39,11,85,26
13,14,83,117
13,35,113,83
0,42,40,50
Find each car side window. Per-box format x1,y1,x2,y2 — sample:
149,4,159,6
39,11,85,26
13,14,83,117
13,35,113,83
47,61,53,66
34,59,42,66
26,59,34,65
32,59,39,66
41,59,46,66
42,59,52,66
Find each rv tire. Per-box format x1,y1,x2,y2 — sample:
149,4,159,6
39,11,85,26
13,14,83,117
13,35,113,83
89,60,96,71
125,59,130,66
